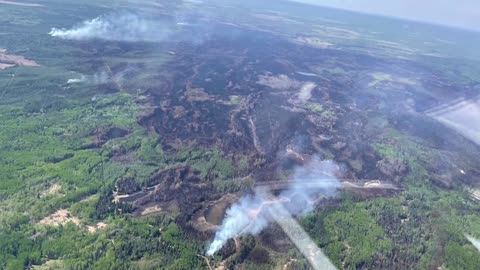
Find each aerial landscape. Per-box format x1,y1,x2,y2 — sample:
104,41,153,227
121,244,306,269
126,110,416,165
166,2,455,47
1,0,480,269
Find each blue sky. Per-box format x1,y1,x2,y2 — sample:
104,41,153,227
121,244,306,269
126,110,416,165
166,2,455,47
290,0,480,31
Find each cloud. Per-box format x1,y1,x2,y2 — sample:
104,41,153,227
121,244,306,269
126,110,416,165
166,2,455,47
49,13,173,42
206,157,341,256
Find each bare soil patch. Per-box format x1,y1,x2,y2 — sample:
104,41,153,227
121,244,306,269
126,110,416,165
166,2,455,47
41,183,61,197
141,204,162,216
86,222,108,233
185,87,211,102
38,209,80,226
31,260,65,270
0,48,40,69
257,74,300,90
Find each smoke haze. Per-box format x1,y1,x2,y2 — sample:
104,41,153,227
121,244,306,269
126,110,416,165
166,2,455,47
67,69,130,85
49,13,173,42
207,157,340,256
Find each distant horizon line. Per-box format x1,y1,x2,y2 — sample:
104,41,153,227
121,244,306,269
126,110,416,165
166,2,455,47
286,0,480,34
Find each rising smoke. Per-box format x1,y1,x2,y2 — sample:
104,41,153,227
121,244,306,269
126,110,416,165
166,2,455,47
207,157,341,256
67,71,110,85
49,13,173,42
207,195,270,256
66,63,142,87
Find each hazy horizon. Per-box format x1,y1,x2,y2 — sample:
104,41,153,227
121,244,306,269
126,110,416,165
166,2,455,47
290,0,480,32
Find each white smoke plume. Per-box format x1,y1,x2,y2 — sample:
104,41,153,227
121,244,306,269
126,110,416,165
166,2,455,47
67,75,86,84
66,71,111,85
206,157,341,256
66,63,141,86
207,195,270,256
49,13,173,42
